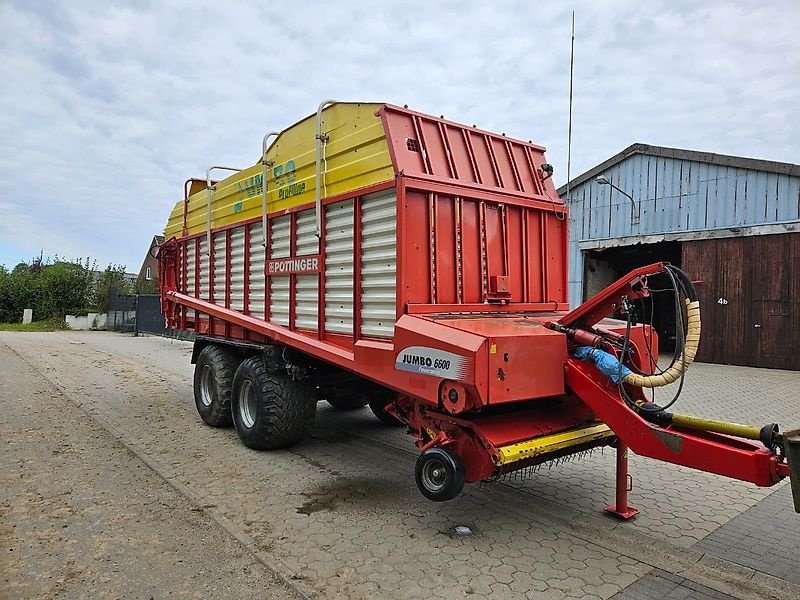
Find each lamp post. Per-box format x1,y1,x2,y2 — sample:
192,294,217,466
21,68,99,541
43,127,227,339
596,176,639,225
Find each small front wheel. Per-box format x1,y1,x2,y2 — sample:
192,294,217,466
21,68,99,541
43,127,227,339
415,447,465,502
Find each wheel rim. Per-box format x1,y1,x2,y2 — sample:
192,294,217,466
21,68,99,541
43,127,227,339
420,457,448,492
199,365,214,407
238,379,257,429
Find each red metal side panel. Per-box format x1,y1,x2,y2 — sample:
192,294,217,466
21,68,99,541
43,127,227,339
484,205,504,282
506,207,524,301
434,195,457,304
489,138,515,190
399,182,568,311
469,134,499,187
525,211,544,302
380,104,558,202
418,118,450,177
431,315,566,402
509,144,537,195
402,190,433,307
460,200,482,303
546,215,567,303
447,129,475,182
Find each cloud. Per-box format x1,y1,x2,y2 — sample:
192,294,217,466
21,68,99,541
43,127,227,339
1,0,798,270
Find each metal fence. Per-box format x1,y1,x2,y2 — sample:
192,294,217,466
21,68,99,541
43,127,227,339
106,287,136,332
104,290,193,340
133,294,165,336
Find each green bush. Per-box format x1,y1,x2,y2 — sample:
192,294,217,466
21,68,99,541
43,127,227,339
0,257,132,323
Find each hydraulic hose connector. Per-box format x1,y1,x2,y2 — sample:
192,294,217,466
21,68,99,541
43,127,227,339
623,298,701,388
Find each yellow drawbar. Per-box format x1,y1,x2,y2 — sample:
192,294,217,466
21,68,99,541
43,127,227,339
164,102,394,238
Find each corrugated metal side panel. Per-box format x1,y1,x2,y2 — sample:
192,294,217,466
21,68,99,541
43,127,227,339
248,223,265,318
213,232,227,305
185,241,196,319
295,210,319,330
360,190,396,338
325,199,354,334
295,275,318,330
295,209,320,255
199,237,209,301
269,216,291,325
269,277,290,326
230,226,245,311
569,156,800,242
271,215,291,259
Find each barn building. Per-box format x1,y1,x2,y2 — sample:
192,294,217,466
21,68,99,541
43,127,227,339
558,144,800,370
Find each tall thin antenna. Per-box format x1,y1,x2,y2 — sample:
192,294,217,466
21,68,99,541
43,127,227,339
566,11,575,199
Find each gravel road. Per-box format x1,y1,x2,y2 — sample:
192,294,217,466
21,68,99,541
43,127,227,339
0,335,294,600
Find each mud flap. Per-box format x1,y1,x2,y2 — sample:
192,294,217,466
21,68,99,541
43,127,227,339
784,429,800,513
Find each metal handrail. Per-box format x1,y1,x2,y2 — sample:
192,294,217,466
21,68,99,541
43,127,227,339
206,166,242,254
261,131,281,247
315,99,338,237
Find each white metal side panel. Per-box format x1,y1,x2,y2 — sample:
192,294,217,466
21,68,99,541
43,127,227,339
269,277,290,326
185,240,196,319
360,190,396,338
248,223,265,318
325,199,354,335
229,226,245,311
271,215,291,259
213,231,227,305
295,274,319,330
294,209,320,330
199,236,210,302
295,209,320,255
269,216,291,325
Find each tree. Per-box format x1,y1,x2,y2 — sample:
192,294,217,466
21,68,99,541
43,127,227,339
38,260,95,318
94,264,132,313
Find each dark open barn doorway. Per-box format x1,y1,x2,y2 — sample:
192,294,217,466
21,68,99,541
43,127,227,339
583,241,682,353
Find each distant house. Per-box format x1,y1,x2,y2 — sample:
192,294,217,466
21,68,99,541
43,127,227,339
138,235,165,289
90,270,137,286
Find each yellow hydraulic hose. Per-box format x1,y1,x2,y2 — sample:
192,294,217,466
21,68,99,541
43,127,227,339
669,414,762,441
623,299,701,388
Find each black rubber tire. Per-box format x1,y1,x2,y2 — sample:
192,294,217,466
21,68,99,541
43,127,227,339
368,393,403,426
326,391,369,411
193,345,239,427
415,447,465,502
231,356,316,450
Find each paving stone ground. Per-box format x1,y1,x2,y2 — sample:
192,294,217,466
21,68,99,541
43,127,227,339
694,485,800,585
611,569,736,600
1,331,798,599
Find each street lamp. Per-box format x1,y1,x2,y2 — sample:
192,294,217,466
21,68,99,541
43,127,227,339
596,176,640,225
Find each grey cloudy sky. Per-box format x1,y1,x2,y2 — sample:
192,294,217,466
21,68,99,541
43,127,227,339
1,0,798,272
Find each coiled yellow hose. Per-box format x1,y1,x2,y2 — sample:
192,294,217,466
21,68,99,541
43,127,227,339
623,299,701,388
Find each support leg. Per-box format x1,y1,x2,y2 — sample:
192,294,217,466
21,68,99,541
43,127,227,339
605,441,639,519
